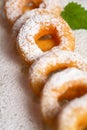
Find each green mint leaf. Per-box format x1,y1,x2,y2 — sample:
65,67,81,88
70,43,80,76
61,2,87,30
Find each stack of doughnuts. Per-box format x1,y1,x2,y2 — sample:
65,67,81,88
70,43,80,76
4,0,87,130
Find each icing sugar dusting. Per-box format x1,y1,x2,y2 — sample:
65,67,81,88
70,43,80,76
17,13,74,63
29,48,87,95
41,68,87,120
58,94,87,129
5,0,61,23
5,0,24,22
12,9,49,37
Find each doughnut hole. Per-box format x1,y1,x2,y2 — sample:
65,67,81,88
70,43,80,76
58,80,87,106
34,25,60,51
22,0,42,13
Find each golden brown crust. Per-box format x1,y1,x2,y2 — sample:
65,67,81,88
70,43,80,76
17,14,75,64
58,94,87,130
41,68,87,124
29,49,87,95
4,0,61,24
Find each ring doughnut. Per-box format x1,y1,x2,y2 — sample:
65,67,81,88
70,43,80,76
41,68,87,123
17,14,75,63
29,48,87,95
4,0,61,24
58,94,87,130
12,9,49,37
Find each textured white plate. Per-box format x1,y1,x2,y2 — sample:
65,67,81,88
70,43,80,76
0,0,87,130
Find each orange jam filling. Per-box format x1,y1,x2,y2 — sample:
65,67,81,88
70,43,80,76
77,115,87,130
23,2,36,13
59,84,87,102
36,35,58,51
34,26,60,51
22,0,42,13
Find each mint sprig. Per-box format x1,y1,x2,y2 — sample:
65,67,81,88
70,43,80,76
61,2,87,30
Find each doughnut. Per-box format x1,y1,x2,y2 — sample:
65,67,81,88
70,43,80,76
4,0,61,24
12,9,49,37
58,94,87,130
41,68,87,123
29,48,87,95
17,14,75,63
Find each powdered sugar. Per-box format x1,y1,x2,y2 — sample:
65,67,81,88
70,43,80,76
1,0,87,130
5,0,61,24
12,9,49,37
4,0,24,23
58,94,87,130
29,48,87,95
17,13,74,63
41,68,87,121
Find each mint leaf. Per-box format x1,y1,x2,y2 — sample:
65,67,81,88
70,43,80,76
61,2,87,30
